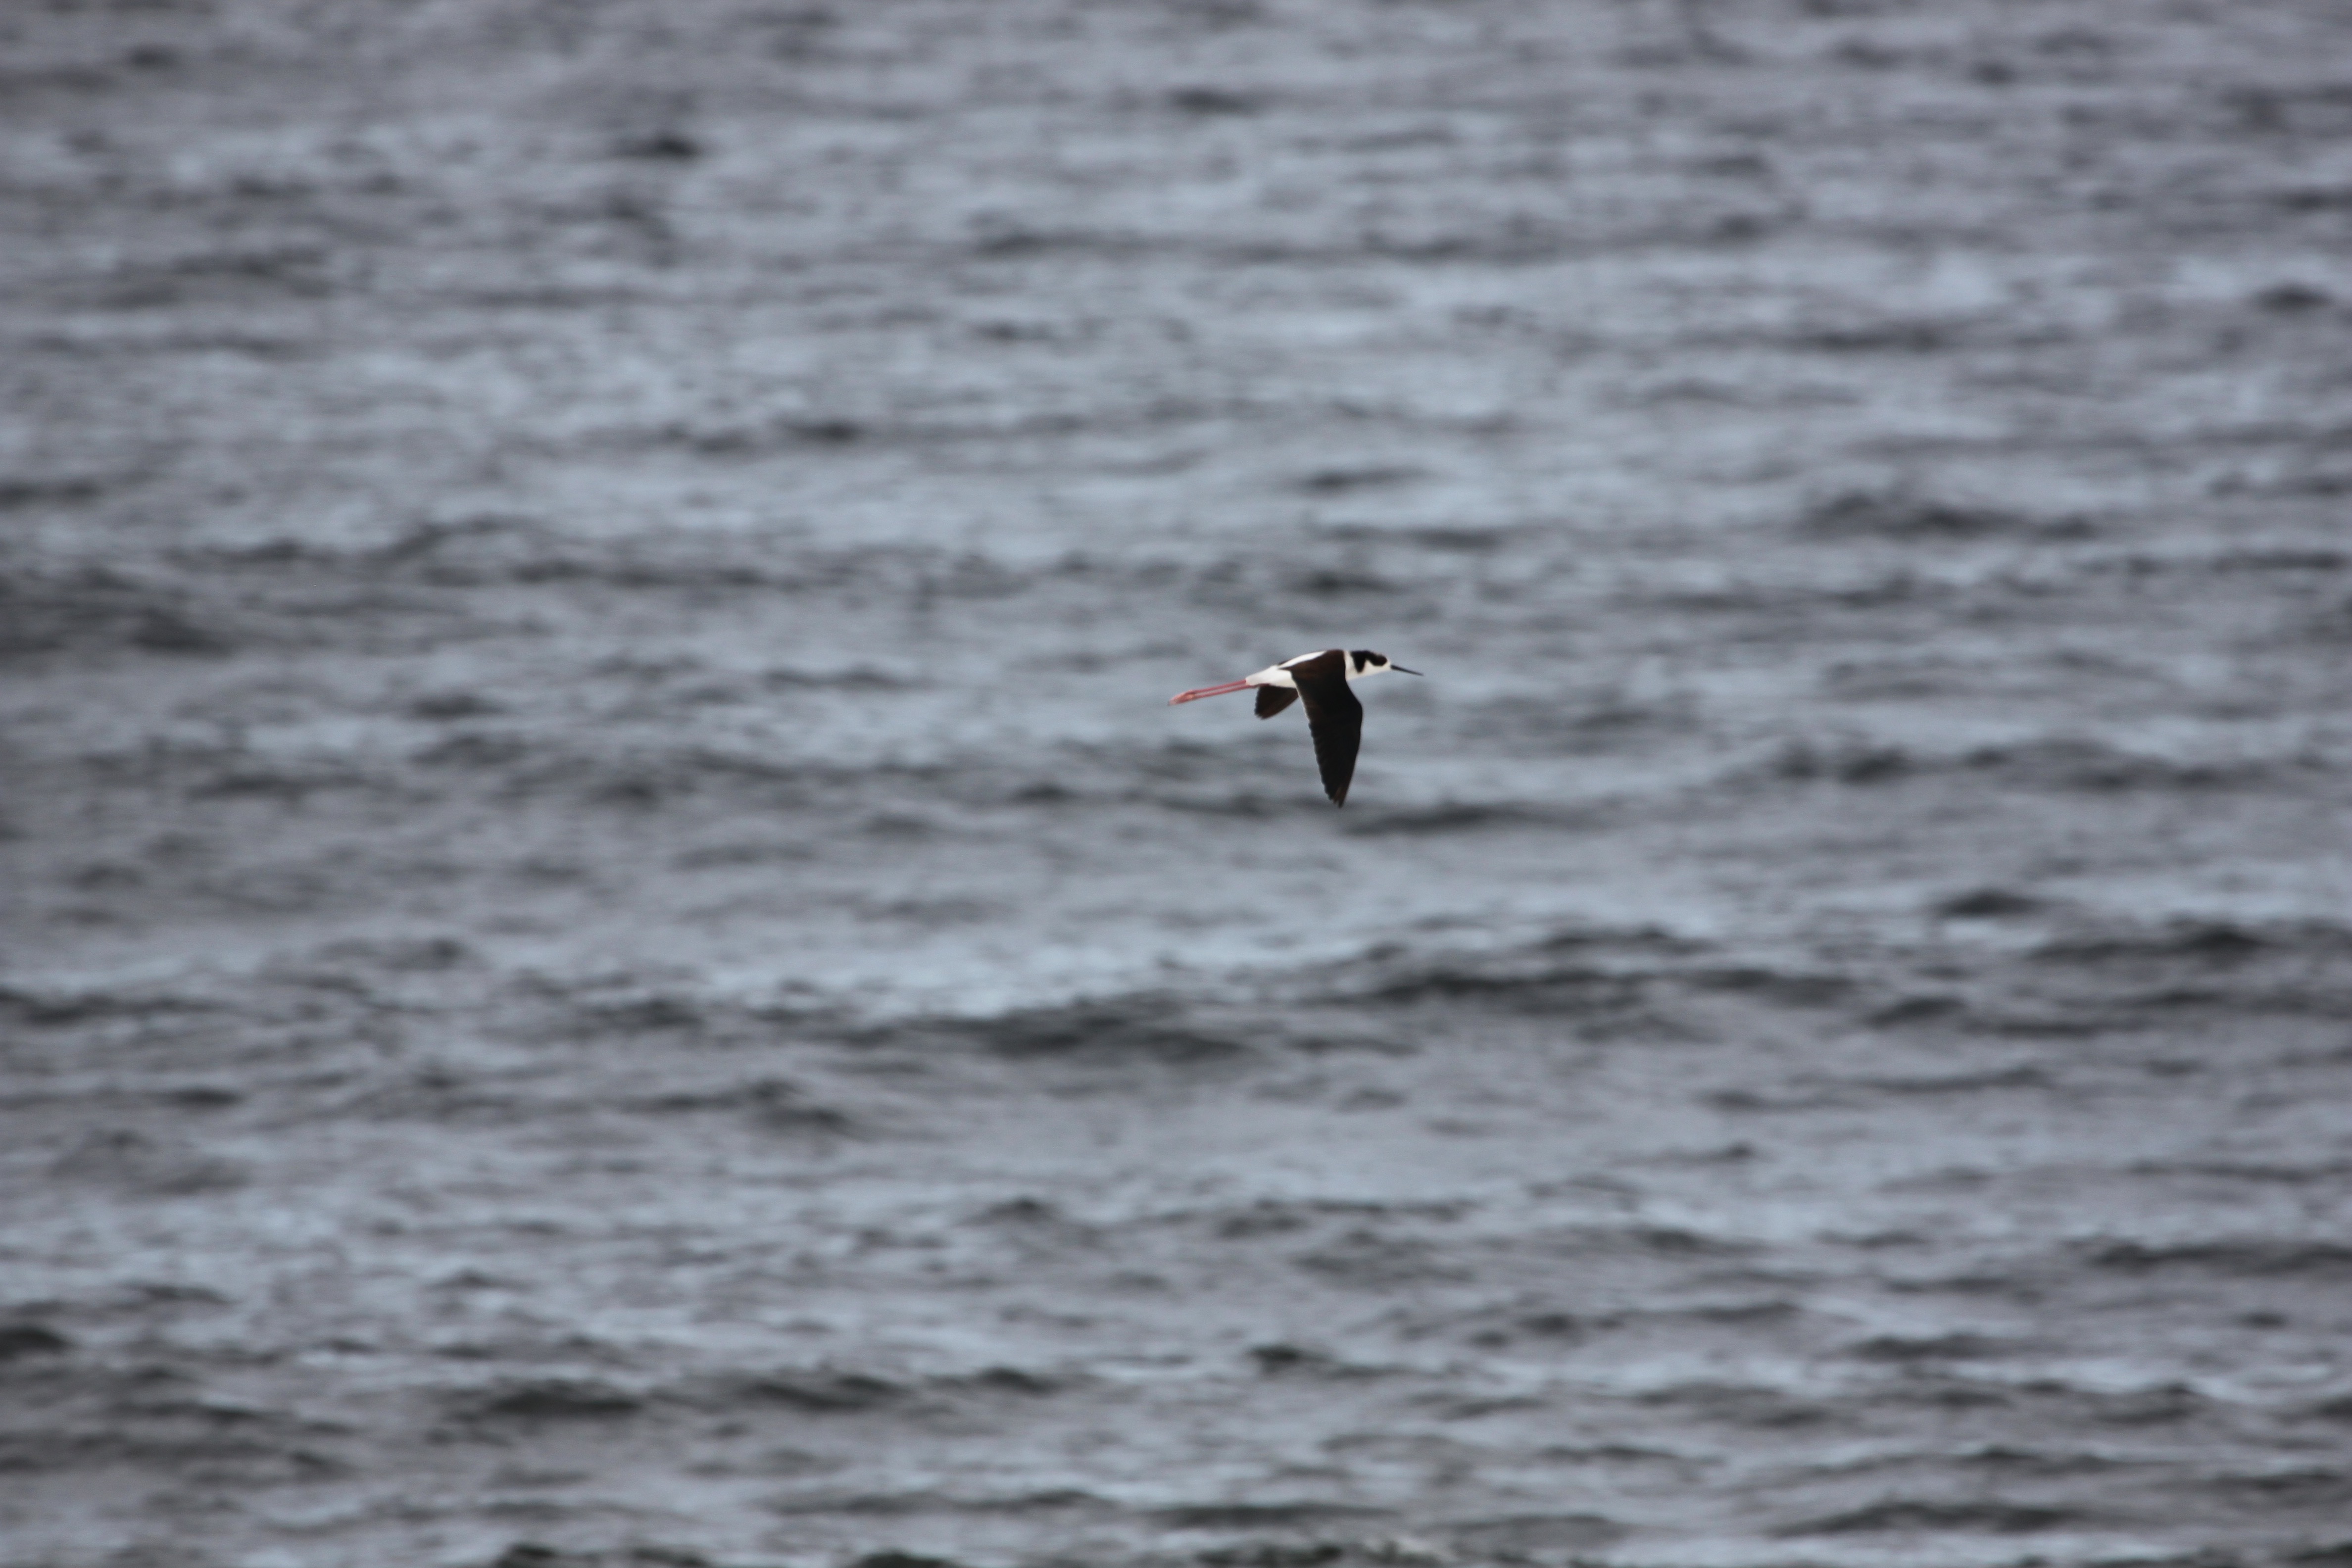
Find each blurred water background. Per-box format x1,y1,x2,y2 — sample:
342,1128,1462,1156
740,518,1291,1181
3,2,2351,1564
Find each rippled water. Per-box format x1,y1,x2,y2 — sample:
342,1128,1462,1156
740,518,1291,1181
4,2,2351,1565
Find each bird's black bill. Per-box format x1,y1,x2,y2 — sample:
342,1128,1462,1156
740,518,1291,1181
1391,665,1422,676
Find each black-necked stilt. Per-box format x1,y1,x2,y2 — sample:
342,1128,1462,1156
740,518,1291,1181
1168,648,1420,806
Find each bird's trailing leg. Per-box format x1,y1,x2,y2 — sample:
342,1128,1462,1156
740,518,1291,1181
1168,678,1254,705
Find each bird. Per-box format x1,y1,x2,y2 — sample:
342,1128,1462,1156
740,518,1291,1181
1168,648,1420,806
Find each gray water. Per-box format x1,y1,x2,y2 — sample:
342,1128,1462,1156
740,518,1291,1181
4,2,2351,1565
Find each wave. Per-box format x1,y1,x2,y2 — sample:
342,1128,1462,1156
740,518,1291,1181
2083,1239,2352,1277
1757,734,2314,794
1778,1498,2098,1535
1796,489,2086,542
1245,1343,1390,1381
2034,918,2352,966
0,562,234,661
1336,802,1589,836
1848,1332,2019,1363
448,1378,643,1424
1934,887,2049,919
0,985,225,1029
0,1323,72,1362
857,999,1254,1065
1843,1065,2057,1096
688,1370,910,1416
1448,1513,1627,1553
1149,1502,1397,1530
441,1358,1081,1437
49,1129,247,1197
2130,1158,2352,1185
630,1077,861,1138
1293,1229,1471,1288
1633,1380,1838,1430
1347,941,1860,1032
1357,963,1677,1037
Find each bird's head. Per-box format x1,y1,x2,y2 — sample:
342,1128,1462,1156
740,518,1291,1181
1351,649,1421,677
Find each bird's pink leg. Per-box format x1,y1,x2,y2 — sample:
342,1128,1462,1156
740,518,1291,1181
1168,679,1255,705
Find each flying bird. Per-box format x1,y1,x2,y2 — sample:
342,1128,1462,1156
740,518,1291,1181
1168,648,1420,806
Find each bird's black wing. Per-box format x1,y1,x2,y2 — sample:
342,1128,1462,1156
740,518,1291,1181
1287,649,1363,806
1255,685,1299,720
